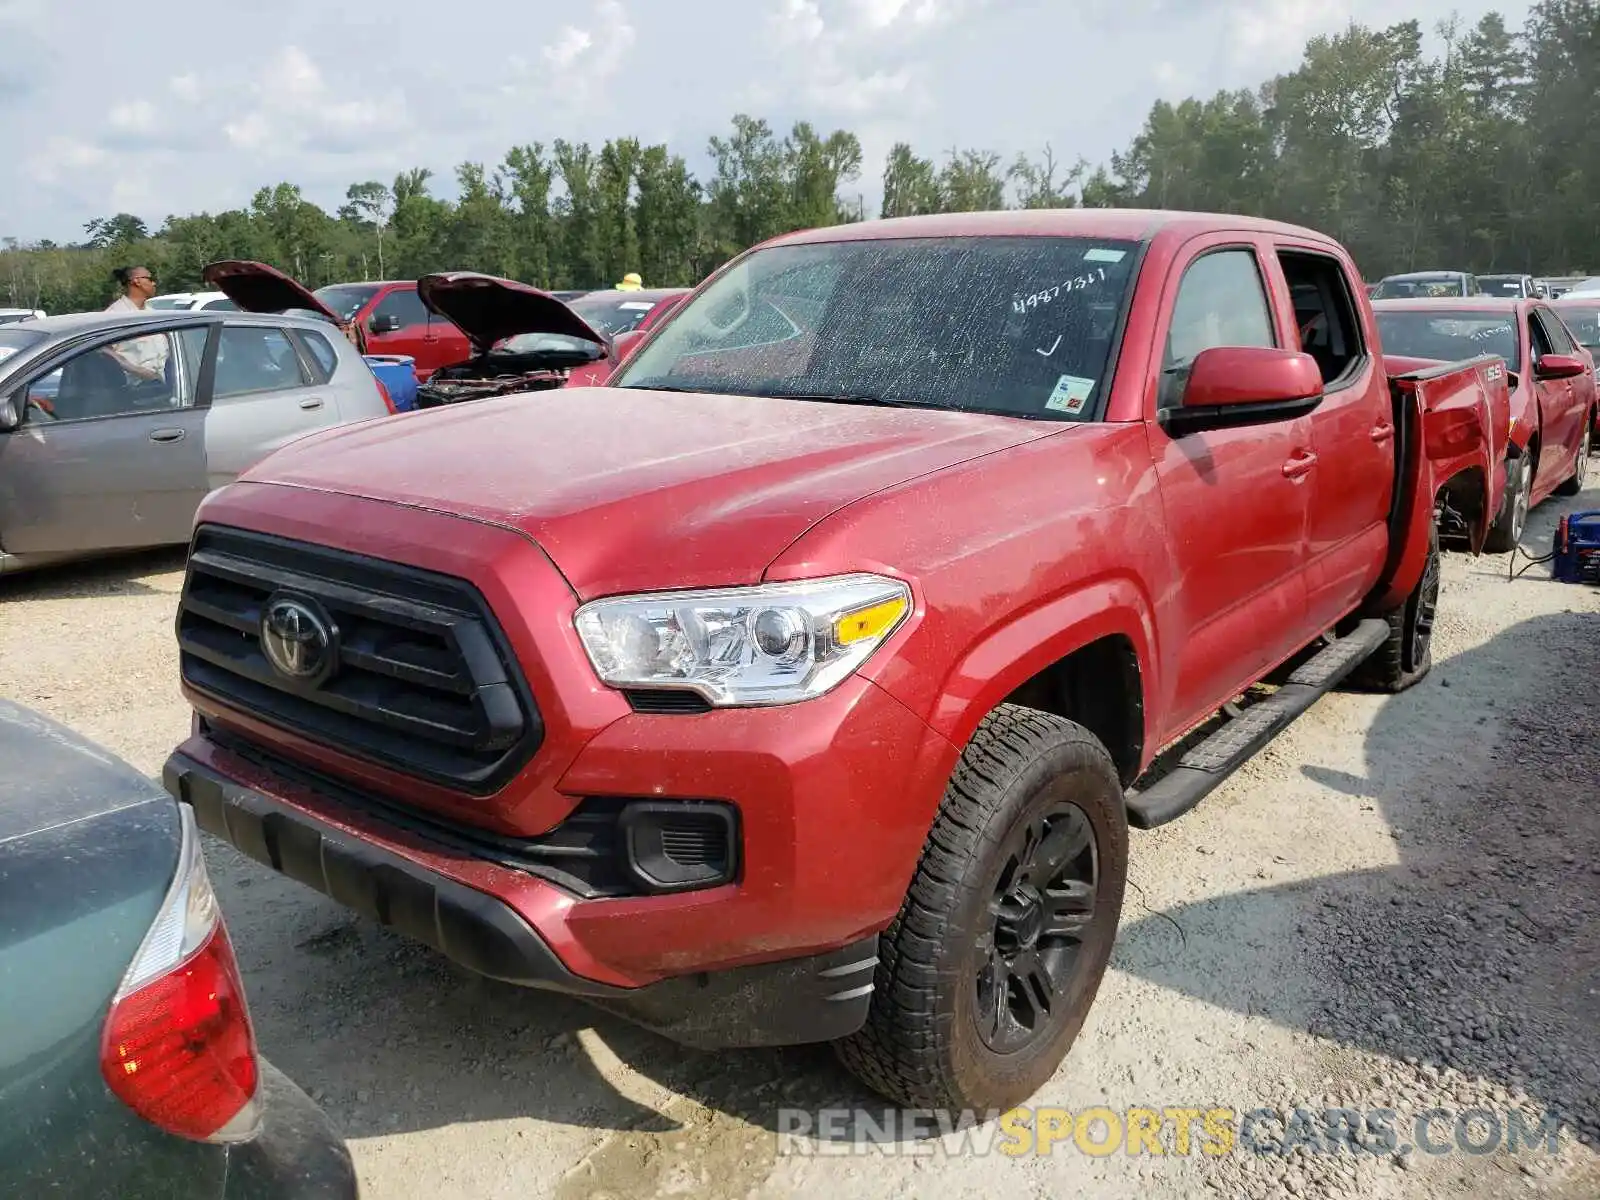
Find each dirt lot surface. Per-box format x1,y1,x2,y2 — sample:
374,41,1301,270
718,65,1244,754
3,484,1599,1200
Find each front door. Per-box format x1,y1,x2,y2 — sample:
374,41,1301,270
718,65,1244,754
0,326,210,555
1528,309,1580,488
366,287,446,378
1147,239,1314,738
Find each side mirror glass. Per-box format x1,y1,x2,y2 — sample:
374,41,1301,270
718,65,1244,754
0,393,17,431
370,314,401,335
1534,352,1586,381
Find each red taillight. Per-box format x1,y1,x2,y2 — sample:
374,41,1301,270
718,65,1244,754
101,806,262,1143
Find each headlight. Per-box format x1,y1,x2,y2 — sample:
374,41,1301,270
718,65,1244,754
573,573,912,707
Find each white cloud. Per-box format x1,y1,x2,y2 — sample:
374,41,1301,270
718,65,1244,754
169,73,201,102
108,99,156,132
772,0,824,41
223,45,406,156
532,0,636,99
542,26,594,70
27,136,106,185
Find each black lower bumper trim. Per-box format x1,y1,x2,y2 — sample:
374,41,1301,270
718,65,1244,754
163,751,876,1048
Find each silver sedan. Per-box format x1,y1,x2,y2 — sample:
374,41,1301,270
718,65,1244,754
0,308,393,576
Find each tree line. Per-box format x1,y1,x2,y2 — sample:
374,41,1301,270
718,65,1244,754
3,0,1596,315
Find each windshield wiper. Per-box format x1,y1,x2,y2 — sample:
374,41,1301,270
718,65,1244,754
763,390,929,409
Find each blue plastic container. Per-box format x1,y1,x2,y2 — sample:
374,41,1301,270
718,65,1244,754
363,355,418,413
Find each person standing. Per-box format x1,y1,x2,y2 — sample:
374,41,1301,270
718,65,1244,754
102,265,168,380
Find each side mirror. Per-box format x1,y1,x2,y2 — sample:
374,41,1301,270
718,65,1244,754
1162,346,1325,437
370,314,402,335
0,393,17,431
611,329,647,363
1534,352,1587,381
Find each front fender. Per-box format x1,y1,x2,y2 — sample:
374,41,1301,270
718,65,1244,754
921,575,1158,755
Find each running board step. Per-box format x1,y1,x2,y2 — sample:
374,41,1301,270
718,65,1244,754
1125,618,1391,829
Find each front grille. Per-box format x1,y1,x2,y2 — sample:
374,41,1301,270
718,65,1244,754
178,525,541,794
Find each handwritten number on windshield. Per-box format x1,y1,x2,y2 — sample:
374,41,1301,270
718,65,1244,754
1013,268,1107,313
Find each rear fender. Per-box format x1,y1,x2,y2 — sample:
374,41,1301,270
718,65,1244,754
1370,355,1506,609
927,576,1158,758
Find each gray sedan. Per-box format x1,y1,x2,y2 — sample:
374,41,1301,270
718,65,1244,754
0,308,392,575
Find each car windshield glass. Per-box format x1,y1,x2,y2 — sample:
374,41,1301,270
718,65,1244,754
1553,303,1600,348
1478,277,1525,297
570,293,663,336
1375,309,1520,371
1372,277,1466,299
612,235,1141,419
0,327,45,375
146,296,192,310
312,284,380,321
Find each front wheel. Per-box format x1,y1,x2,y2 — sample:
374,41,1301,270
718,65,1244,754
1484,454,1531,553
1555,421,1591,497
833,705,1128,1113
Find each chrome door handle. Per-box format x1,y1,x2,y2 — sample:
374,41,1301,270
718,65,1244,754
149,428,186,443
299,397,325,410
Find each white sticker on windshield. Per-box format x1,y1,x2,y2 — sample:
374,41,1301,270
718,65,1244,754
1084,248,1126,263
619,301,654,310
1045,374,1096,414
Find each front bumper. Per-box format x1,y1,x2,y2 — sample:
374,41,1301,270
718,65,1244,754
166,740,891,1049
225,1060,357,1200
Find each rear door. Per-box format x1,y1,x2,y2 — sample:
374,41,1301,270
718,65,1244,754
0,326,210,555
1271,244,1395,628
200,321,345,487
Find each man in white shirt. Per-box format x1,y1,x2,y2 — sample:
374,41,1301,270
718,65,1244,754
103,265,169,380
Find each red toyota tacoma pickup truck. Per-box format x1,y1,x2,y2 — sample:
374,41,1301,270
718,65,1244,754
163,210,1505,1113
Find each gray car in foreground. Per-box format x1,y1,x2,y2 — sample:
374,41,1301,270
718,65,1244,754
0,308,392,576
0,698,357,1199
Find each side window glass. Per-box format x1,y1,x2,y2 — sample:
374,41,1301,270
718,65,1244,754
1164,249,1276,371
214,326,309,399
177,327,209,399
28,332,179,424
299,329,339,383
373,289,429,328
1529,314,1555,359
1536,309,1576,355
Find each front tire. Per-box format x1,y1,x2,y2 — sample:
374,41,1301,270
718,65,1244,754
1555,421,1591,497
834,705,1128,1113
1484,454,1532,553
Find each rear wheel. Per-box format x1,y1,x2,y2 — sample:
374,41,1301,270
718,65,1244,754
1484,454,1532,553
1555,421,1591,497
834,705,1128,1113
1353,520,1440,693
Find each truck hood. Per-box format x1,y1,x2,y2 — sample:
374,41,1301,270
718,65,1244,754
202,259,345,325
238,387,1062,598
417,272,607,354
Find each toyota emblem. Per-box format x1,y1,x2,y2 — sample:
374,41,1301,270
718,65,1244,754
260,593,339,685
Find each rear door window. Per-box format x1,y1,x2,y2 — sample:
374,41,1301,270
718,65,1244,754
213,325,311,398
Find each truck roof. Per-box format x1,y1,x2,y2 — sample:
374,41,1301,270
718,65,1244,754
768,208,1343,249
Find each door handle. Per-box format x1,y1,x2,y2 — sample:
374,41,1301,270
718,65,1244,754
1282,450,1318,479
149,428,186,443
299,397,325,410
1370,421,1394,443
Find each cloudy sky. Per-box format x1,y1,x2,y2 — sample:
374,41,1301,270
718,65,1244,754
2,0,1529,243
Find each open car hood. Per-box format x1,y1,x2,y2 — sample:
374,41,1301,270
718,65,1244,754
417,272,607,352
201,260,345,324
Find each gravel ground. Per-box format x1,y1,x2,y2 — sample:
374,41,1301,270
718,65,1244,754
3,482,1598,1200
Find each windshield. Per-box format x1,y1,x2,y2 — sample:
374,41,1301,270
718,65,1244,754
0,327,46,376
1553,302,1600,349
570,292,667,336
1375,309,1520,371
1371,276,1468,300
312,284,380,321
1478,276,1526,297
495,331,607,359
612,235,1141,419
